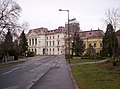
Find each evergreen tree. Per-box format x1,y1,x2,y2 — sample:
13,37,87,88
19,31,28,55
102,23,119,57
4,29,13,53
73,33,85,56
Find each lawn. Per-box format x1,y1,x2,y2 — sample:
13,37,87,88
0,61,24,68
66,57,100,63
71,62,120,89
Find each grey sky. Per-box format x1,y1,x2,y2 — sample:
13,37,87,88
16,0,120,31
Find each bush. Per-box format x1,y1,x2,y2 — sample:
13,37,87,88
27,51,35,57
8,49,18,60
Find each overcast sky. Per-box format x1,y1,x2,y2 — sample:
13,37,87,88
16,0,120,31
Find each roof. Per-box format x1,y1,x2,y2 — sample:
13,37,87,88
79,30,104,38
116,29,120,36
27,26,65,36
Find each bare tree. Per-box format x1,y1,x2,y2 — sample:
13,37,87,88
104,8,120,30
0,0,22,41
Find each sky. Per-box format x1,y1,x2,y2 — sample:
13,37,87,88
16,0,120,31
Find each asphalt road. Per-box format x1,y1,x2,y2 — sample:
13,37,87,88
0,56,59,89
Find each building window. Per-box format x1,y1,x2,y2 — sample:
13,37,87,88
29,39,31,45
35,49,37,54
100,43,102,47
58,41,59,46
46,41,48,46
58,47,59,51
53,36,54,39
47,37,48,39
35,38,37,45
50,48,51,51
94,43,96,48
50,36,51,39
53,48,54,54
58,35,59,38
53,41,54,46
50,41,51,46
32,39,34,45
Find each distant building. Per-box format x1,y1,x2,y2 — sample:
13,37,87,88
80,29,104,54
27,26,104,55
116,29,120,47
27,27,65,55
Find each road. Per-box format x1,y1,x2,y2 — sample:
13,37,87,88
0,55,75,89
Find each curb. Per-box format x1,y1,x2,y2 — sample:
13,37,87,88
66,62,80,89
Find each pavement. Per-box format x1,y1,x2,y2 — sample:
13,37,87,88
70,59,109,66
30,55,77,89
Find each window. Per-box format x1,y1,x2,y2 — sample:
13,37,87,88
58,41,59,45
35,49,37,54
47,37,48,39
53,48,54,54
53,36,54,39
100,43,102,47
50,36,51,39
58,47,59,51
50,41,51,46
29,39,31,45
53,41,54,46
35,38,37,45
94,43,96,47
58,35,59,38
46,41,48,46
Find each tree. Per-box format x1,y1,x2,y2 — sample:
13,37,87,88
0,0,22,42
19,30,28,56
73,33,85,56
102,24,119,66
3,29,13,53
104,8,120,30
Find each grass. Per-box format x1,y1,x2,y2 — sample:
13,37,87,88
0,61,25,68
71,62,120,89
66,57,100,63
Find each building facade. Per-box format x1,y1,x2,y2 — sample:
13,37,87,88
27,26,104,55
80,29,104,54
27,27,66,55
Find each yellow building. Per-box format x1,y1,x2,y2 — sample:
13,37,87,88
80,29,104,54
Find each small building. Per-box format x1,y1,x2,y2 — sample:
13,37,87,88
80,29,104,54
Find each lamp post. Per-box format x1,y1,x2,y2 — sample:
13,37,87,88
59,9,70,64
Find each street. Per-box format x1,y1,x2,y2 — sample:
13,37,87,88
0,55,75,89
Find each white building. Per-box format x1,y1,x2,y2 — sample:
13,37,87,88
27,26,66,55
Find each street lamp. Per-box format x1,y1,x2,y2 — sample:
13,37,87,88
59,9,70,64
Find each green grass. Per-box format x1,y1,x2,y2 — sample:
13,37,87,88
66,57,99,63
71,63,120,89
0,61,25,68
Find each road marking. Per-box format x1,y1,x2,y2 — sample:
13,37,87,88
11,67,20,71
21,66,26,68
2,71,12,75
2,67,21,75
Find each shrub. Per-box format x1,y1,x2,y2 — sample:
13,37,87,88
27,51,35,57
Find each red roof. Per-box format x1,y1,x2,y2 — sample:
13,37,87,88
27,26,65,35
80,30,104,38
116,29,120,36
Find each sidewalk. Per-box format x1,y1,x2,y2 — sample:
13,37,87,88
30,56,77,89
70,59,109,66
